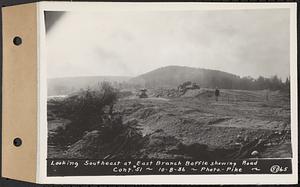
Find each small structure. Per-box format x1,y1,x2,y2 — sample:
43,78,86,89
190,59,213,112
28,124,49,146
138,89,148,98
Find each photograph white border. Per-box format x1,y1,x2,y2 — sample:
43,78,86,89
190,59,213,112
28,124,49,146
37,2,298,184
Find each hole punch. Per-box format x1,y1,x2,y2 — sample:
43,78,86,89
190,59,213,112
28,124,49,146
13,36,22,46
13,138,22,147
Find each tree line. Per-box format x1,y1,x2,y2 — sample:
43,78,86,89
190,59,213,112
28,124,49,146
208,75,290,91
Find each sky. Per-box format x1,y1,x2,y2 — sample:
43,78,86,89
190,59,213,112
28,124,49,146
45,9,290,79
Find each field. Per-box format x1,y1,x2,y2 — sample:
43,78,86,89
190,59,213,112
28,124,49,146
48,88,292,160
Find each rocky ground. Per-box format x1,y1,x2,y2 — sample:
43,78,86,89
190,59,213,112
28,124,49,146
48,88,292,159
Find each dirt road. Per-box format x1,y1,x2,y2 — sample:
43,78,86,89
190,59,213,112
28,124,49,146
115,88,291,158
48,88,292,159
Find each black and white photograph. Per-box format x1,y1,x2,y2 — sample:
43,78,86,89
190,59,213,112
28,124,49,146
43,3,296,178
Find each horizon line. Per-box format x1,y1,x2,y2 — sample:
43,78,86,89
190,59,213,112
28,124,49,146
47,65,290,80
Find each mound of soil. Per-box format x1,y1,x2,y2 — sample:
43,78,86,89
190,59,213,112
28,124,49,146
151,88,181,98
140,129,180,159
48,87,292,160
63,130,103,158
181,89,214,98
58,119,147,159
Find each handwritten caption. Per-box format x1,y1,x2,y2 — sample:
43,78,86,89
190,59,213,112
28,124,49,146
49,159,265,174
47,158,292,176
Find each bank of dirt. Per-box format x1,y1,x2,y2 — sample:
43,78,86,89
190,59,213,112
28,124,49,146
48,88,292,159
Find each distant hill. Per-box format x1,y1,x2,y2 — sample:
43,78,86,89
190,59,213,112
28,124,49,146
48,66,289,96
48,76,131,96
130,66,241,89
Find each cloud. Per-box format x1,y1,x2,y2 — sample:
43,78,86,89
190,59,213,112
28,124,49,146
46,9,290,79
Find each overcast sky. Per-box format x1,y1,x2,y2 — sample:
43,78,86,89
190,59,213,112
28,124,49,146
46,9,290,79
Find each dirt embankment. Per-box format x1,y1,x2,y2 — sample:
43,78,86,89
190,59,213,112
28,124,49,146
114,89,291,159
48,88,292,159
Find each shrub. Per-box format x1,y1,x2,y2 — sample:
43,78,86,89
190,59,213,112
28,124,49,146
50,81,120,145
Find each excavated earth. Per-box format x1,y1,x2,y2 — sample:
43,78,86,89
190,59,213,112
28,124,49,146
114,88,292,159
48,88,292,159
